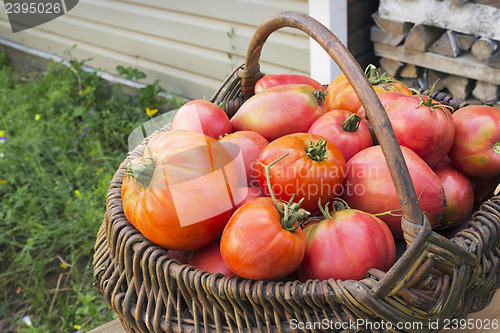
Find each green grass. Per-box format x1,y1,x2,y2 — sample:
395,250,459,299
0,51,185,332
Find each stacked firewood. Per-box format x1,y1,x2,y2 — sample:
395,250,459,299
371,9,500,107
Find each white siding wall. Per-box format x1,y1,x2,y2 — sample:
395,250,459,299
0,0,309,99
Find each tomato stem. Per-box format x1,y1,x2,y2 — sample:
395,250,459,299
410,83,453,118
306,140,327,162
365,64,395,87
125,157,156,188
342,112,362,132
494,142,500,154
258,153,310,232
313,90,328,106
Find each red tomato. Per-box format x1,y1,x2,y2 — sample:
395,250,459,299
172,99,232,139
121,130,238,250
433,166,474,228
308,110,373,162
230,84,327,142
357,91,408,118
325,65,411,113
298,206,395,281
220,197,306,280
234,186,264,210
254,74,325,94
449,105,500,178
188,239,238,277
255,133,346,213
219,131,269,187
385,93,455,168
167,249,190,264
342,146,445,240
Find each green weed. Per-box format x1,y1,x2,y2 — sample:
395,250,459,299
0,51,185,332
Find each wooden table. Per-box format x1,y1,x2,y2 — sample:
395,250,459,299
89,291,500,333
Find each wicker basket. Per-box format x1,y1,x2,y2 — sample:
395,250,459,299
93,12,500,333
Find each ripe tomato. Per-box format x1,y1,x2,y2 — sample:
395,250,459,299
188,239,238,277
325,65,411,113
449,105,500,178
308,110,373,162
433,166,474,228
219,131,269,187
121,130,238,250
298,204,395,281
172,99,232,139
220,197,306,280
342,145,445,240
167,249,190,264
234,186,264,210
231,84,327,142
254,74,325,94
357,91,408,118
255,133,346,213
385,92,455,168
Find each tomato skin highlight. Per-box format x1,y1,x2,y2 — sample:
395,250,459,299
230,84,327,142
255,133,346,213
220,197,306,280
254,74,325,94
308,110,373,162
172,99,232,139
433,166,474,228
449,105,500,178
298,209,395,282
342,145,445,240
121,130,239,251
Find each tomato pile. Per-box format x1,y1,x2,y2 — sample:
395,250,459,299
122,65,500,282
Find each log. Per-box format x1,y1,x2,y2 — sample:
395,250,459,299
379,57,404,77
370,26,407,46
426,70,448,91
404,24,445,52
472,80,500,104
471,37,499,61
487,50,500,69
372,12,413,34
374,42,500,85
400,63,419,78
429,30,463,57
455,33,477,52
441,75,472,99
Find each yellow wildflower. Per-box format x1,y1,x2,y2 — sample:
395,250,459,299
74,189,82,198
35,114,41,121
146,107,158,117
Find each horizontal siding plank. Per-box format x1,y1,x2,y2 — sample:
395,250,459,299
121,0,308,27
71,0,309,71
0,19,308,99
0,0,311,99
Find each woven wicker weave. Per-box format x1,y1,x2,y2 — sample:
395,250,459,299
93,12,500,333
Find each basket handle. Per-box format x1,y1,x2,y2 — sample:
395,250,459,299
241,11,423,226
240,11,428,295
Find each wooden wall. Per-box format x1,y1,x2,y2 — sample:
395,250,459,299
0,0,309,99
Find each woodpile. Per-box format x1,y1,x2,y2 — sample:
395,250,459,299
372,1,500,107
